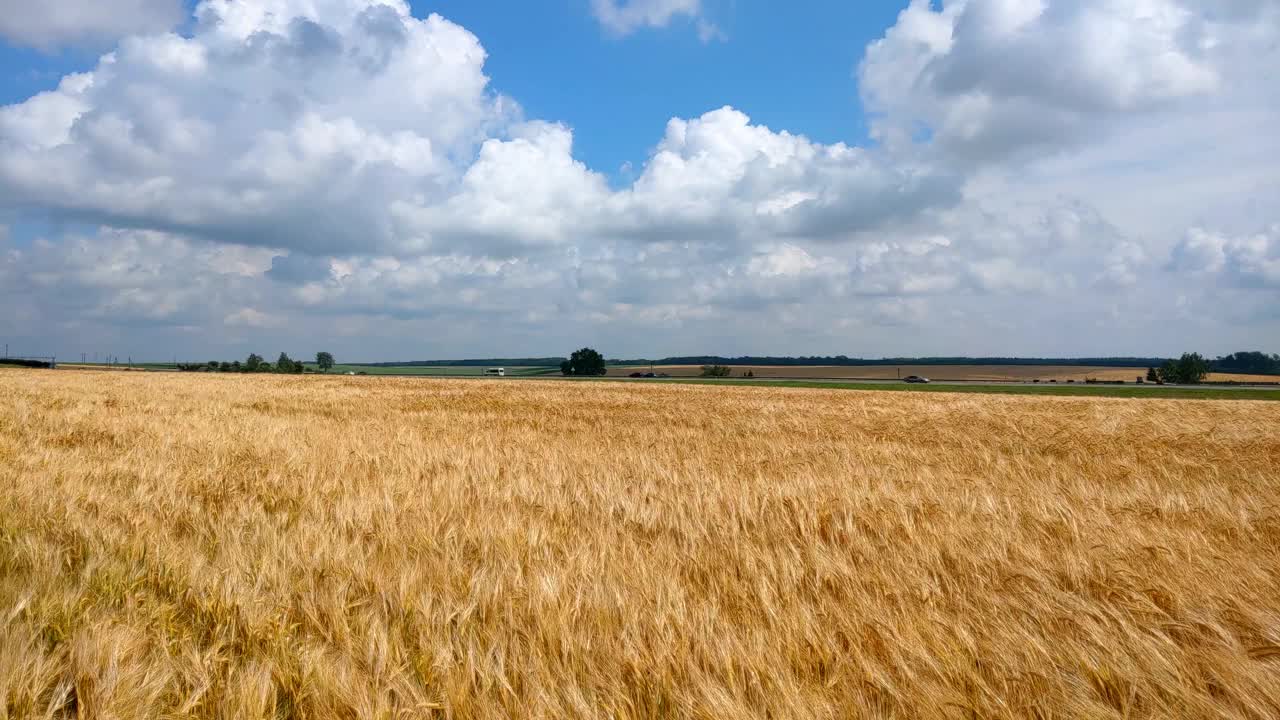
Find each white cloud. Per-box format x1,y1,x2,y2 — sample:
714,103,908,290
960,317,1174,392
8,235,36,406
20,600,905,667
0,0,185,49
606,107,959,244
859,0,1252,162
224,308,284,329
590,0,719,40
395,122,611,254
745,245,827,279
0,0,505,256
1171,226,1280,287
0,36,953,257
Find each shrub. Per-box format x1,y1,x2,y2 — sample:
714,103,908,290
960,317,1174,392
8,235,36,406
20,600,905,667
701,365,732,378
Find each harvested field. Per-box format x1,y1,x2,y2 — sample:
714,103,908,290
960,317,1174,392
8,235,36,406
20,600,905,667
2,369,1280,719
608,364,1277,383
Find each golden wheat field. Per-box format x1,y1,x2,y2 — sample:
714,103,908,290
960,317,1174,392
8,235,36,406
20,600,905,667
2,369,1280,719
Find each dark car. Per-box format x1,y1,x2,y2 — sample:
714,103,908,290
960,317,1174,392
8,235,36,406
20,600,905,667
902,375,930,384
629,372,644,378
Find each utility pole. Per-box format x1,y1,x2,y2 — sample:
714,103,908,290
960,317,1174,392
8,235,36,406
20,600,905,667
82,353,87,363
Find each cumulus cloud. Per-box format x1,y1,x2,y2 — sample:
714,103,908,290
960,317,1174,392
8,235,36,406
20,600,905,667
590,0,720,40
858,0,1266,162
0,10,954,258
0,0,185,49
608,108,960,244
395,122,611,255
1170,226,1280,287
0,0,505,255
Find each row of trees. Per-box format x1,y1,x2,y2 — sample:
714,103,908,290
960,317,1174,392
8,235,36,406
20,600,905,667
609,351,1278,375
180,352,336,374
559,348,1255,386
1213,351,1280,375
1145,351,1279,384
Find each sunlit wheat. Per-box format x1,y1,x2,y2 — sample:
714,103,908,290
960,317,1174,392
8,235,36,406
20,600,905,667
2,370,1279,719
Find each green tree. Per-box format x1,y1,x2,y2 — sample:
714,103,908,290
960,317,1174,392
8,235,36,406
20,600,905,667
276,353,296,373
700,365,732,378
1158,353,1210,384
1176,352,1210,384
245,353,264,372
316,351,335,373
1146,367,1159,383
561,348,607,376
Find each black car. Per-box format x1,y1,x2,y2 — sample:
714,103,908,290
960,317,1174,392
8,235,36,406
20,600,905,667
902,375,930,384
629,372,644,378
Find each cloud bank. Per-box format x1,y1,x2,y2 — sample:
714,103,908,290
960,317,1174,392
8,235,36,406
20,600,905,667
1,0,1277,360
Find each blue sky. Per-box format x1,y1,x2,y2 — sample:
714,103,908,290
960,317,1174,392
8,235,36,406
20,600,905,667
421,1,901,178
0,1,898,178
0,0,1278,361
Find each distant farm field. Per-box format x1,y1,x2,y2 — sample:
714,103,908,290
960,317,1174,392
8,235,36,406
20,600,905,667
303,364,559,377
608,364,1278,383
2,370,1280,718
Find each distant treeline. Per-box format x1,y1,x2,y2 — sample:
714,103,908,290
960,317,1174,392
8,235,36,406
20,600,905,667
610,356,1177,368
291,351,1280,376
0,358,54,369
355,356,1184,368
1211,351,1280,375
